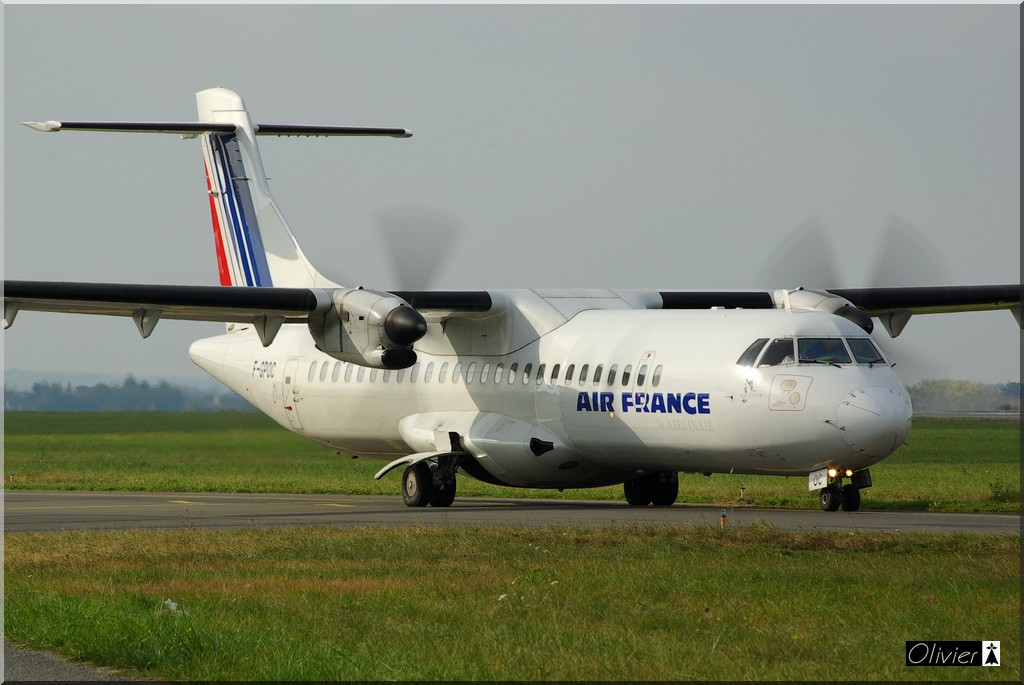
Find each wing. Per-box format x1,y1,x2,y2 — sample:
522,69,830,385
5,280,1019,346
2,280,494,347
826,284,1021,336
2,280,331,344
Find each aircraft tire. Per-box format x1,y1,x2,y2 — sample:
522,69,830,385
651,472,679,507
624,477,653,506
819,484,842,512
402,462,433,507
840,484,861,512
429,480,457,508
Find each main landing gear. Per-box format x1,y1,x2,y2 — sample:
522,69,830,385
817,469,870,512
624,471,679,507
401,455,460,508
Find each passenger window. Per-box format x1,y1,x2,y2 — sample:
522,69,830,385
652,365,663,387
523,363,533,384
396,369,405,383
847,338,887,365
383,370,391,383
495,364,504,384
607,365,617,386
550,364,560,385
508,363,518,384
409,363,420,383
481,363,490,384
452,363,462,383
580,364,589,384
332,362,341,382
320,361,329,382
536,364,546,385
798,338,852,364
565,364,575,383
308,362,317,382
438,363,449,383
370,369,379,382
637,365,647,386
345,364,354,383
593,365,603,385
621,365,631,386
424,362,434,383
357,366,366,382
737,338,769,367
467,362,476,383
758,338,795,366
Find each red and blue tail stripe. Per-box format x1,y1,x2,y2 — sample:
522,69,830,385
202,132,273,287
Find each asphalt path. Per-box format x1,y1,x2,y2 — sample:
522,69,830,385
4,490,1020,534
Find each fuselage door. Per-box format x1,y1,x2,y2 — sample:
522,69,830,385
282,357,304,431
631,350,657,411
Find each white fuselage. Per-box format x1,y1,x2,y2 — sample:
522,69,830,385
189,306,912,490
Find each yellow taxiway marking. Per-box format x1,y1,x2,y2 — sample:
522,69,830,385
168,500,205,505
317,503,353,508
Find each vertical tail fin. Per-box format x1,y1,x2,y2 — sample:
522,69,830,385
197,88,336,289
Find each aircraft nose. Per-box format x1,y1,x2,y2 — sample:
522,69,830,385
836,386,912,459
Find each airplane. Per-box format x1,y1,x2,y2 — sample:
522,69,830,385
5,87,1020,512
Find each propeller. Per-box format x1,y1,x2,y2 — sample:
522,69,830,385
756,216,952,292
756,216,952,380
374,205,463,291
754,218,841,291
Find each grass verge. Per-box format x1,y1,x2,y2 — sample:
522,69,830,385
3,412,1020,512
4,525,1019,681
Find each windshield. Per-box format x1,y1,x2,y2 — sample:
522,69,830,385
736,338,769,367
846,337,887,365
757,338,795,366
797,338,852,364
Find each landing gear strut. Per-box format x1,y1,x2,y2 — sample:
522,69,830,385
816,469,870,512
401,455,460,508
624,472,679,507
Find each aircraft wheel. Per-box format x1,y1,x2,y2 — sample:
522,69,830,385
840,484,861,512
429,477,457,508
624,477,653,506
402,462,433,507
820,484,842,512
651,472,679,507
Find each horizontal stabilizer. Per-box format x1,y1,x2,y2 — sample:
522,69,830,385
23,121,236,134
23,121,411,138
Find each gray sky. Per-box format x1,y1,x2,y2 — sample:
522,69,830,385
3,4,1020,387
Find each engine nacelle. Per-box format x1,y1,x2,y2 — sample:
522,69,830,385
307,288,427,369
781,288,874,333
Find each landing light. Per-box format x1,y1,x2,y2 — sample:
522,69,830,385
844,468,854,478
827,468,838,478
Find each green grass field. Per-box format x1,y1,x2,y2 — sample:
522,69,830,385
3,412,1020,511
3,412,1020,680
4,526,1019,681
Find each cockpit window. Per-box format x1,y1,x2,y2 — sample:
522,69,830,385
797,338,852,364
737,338,769,367
758,338,795,366
847,337,887,365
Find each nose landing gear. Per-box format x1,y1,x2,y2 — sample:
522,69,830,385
815,468,870,512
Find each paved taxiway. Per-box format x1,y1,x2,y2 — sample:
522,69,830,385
4,490,1020,534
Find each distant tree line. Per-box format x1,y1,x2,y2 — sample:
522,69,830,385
907,380,1020,412
4,376,254,412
